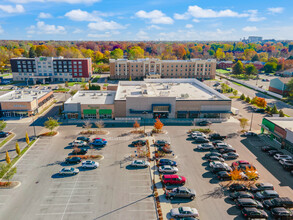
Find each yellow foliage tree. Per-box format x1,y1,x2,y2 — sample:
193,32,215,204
245,165,258,180
154,118,164,131
15,142,20,156
229,168,242,180
5,151,10,164
25,132,30,145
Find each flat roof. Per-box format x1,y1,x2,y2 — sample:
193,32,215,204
0,89,51,102
265,117,293,131
65,91,115,105
115,79,230,101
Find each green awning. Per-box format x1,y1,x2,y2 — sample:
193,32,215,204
99,109,112,115
83,109,96,114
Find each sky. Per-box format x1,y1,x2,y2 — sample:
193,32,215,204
0,0,292,41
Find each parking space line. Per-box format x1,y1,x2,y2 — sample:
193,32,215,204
129,185,150,188
36,211,93,216
52,181,98,183
129,192,151,195
129,179,149,181
41,203,94,206
49,188,98,190
45,195,95,198
128,210,155,212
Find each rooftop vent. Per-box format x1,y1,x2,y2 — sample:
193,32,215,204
181,93,189,99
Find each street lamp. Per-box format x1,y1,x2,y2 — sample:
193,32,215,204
142,111,147,135
249,111,254,131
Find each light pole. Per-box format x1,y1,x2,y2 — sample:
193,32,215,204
249,112,254,131
142,111,147,135
32,115,36,138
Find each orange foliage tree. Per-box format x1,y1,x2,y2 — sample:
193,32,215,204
154,118,164,132
133,121,140,130
245,166,259,180
229,168,243,181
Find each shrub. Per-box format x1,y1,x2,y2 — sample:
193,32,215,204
251,97,258,104
271,104,279,114
190,128,211,134
245,96,251,103
279,110,285,117
265,106,271,113
232,90,238,96
240,94,245,100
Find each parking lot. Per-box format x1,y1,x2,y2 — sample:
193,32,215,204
0,126,156,220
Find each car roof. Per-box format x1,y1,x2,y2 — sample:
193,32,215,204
238,198,255,202
135,160,143,162
243,207,259,212
181,207,192,212
263,190,278,194
259,182,273,187
178,187,188,191
162,165,172,168
163,174,179,178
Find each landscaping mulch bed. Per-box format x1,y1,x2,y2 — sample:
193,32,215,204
40,131,58,136
0,181,20,189
79,130,109,135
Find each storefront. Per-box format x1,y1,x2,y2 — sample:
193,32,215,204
83,109,97,119
99,109,112,119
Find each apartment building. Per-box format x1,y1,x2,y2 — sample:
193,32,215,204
109,58,216,80
11,57,92,84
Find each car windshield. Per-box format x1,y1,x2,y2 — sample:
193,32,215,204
178,207,183,212
178,177,182,180
70,168,74,171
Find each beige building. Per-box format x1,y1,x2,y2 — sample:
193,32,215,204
0,90,54,118
109,58,216,80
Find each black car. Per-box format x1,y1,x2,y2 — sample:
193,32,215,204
218,147,236,154
268,150,284,156
250,183,274,193
158,159,177,167
255,190,279,201
65,157,82,164
271,207,293,219
229,191,254,200
217,171,231,181
261,145,276,152
236,198,263,209
0,131,9,138
198,121,211,126
131,140,146,146
72,148,87,155
204,152,222,159
211,164,231,173
77,136,90,142
222,152,239,160
154,140,170,147
193,137,209,143
209,133,227,140
282,161,293,171
263,197,293,210
254,108,265,113
242,207,268,219
229,183,248,192
211,140,224,146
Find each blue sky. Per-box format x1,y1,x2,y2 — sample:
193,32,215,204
0,0,292,41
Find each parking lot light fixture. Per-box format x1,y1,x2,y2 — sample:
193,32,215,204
142,111,147,134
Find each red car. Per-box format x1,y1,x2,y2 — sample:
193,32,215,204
232,160,250,168
162,175,186,186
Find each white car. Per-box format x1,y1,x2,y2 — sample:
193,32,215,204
170,207,199,218
59,167,79,175
81,160,99,168
69,140,87,147
131,160,150,167
159,165,178,174
244,131,257,136
274,154,292,161
209,161,228,168
192,133,207,139
279,158,293,165
197,143,214,150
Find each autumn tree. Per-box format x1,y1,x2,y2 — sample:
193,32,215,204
232,61,244,75
110,48,123,60
15,142,20,156
229,168,242,180
128,46,144,60
154,118,164,132
238,118,249,131
25,132,30,145
44,117,60,134
133,121,140,131
5,151,10,164
245,166,258,180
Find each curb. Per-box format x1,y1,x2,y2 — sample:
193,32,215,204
0,132,16,149
0,181,21,189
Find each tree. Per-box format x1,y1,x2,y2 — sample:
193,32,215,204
0,120,6,131
245,96,251,103
83,120,92,131
133,121,140,131
264,62,277,73
65,81,69,87
59,106,63,116
245,64,258,75
229,168,242,180
245,166,258,180
5,151,10,164
232,90,238,96
271,104,279,114
279,110,285,117
29,47,36,58
232,61,244,75
110,48,123,60
15,142,20,156
128,46,144,60
3,167,17,183
95,120,104,131
154,118,164,132
25,132,30,145
129,75,132,81
251,54,259,62
44,117,60,134
287,78,293,97
238,118,249,131
70,90,78,96
240,94,245,100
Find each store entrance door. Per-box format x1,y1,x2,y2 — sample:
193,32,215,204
153,112,168,119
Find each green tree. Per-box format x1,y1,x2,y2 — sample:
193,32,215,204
279,110,285,117
240,94,245,100
264,62,277,73
271,104,279,114
265,106,271,113
251,54,259,62
245,96,251,103
128,46,144,60
0,120,6,131
70,90,78,96
238,118,249,131
245,64,258,75
15,142,20,156
110,48,123,59
232,60,244,75
233,90,238,96
44,117,60,134
287,78,293,97
29,47,36,58
3,167,17,183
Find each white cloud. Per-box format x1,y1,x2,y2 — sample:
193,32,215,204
185,24,193,28
27,21,66,34
65,9,100,21
136,30,149,40
242,26,258,32
38,12,52,19
267,7,284,14
247,10,266,22
147,25,161,30
0,4,24,13
135,10,173,24
9,0,100,4
88,21,125,31
192,19,200,23
174,13,189,20
0,25,4,34
73,28,82,33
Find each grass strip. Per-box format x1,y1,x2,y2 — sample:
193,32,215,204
0,133,15,148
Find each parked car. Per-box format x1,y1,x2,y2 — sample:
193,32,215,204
254,108,266,113
191,132,207,139
76,136,90,142
204,152,222,159
243,131,258,137
212,140,224,146
69,140,87,147
162,174,186,186
197,143,214,151
215,143,232,149
241,207,268,219
193,137,209,143
235,198,263,209
65,157,81,164
72,148,87,155
232,160,250,168
229,183,248,192
170,207,199,218
271,207,293,219
158,159,177,167
218,147,236,154
222,152,239,160
198,121,211,126
261,145,276,152
157,145,173,154
211,163,232,173
209,161,227,168
131,140,146,146
268,150,284,156
250,183,274,193
131,160,150,167
274,154,292,161
229,191,254,200
154,140,170,147
159,165,178,174
237,164,256,172
209,133,227,140
0,131,9,138
255,190,279,201
59,167,79,175
81,160,99,169
282,161,293,171
165,187,196,200
263,197,293,210
208,156,225,163
217,171,231,181
91,138,107,147
279,158,293,165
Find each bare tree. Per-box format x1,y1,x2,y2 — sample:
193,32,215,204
83,120,92,131
95,120,104,131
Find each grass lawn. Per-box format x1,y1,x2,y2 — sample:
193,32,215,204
216,69,230,74
229,96,240,99
67,82,86,87
92,75,101,83
53,88,70,93
1,73,12,77
0,133,15,148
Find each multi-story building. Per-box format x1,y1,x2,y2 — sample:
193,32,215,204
217,61,233,69
109,58,216,80
11,57,92,84
0,89,54,118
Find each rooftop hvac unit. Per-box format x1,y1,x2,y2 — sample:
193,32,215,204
142,89,147,94
181,93,189,98
107,94,112,96
92,93,96,96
